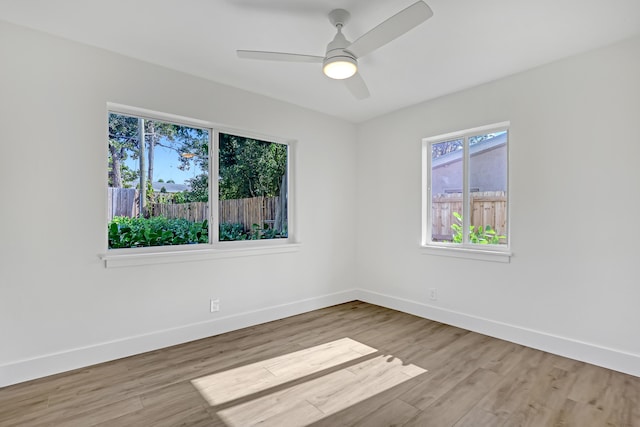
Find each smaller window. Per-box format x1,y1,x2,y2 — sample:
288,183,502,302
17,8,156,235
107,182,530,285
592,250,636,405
422,122,510,259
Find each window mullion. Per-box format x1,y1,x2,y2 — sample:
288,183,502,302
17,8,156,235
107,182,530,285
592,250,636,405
462,135,470,245
423,141,432,246
211,129,219,243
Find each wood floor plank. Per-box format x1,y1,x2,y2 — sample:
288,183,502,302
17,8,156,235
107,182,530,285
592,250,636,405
1,301,639,427
500,363,579,426
397,333,502,410
474,349,560,425
350,398,420,427
452,406,508,427
402,368,503,427
307,375,426,427
51,396,144,427
96,403,218,427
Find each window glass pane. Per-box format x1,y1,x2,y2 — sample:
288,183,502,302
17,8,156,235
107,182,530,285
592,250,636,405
218,133,288,241
468,131,508,245
431,139,463,243
107,112,210,249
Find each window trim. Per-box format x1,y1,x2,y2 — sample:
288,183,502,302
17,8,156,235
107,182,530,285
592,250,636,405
211,128,297,249
421,121,511,262
101,103,299,267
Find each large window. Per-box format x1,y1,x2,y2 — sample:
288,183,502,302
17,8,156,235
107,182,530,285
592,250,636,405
422,122,509,257
107,106,290,253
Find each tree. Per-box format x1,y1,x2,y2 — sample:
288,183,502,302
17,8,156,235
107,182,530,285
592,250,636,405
182,174,208,203
431,134,497,160
108,112,209,192
218,133,287,199
108,113,139,188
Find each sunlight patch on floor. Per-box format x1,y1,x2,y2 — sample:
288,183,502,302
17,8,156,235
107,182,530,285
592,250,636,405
191,338,376,405
191,338,427,426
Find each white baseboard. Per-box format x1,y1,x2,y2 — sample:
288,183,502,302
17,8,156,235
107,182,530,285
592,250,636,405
4,288,638,387
0,290,358,387
356,289,640,378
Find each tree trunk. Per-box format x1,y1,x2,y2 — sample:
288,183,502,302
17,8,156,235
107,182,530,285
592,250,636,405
109,144,123,188
274,173,287,235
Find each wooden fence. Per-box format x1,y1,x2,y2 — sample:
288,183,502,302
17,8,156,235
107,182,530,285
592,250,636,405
431,191,507,241
108,188,280,231
150,202,209,223
149,196,280,229
218,196,280,231
107,188,138,222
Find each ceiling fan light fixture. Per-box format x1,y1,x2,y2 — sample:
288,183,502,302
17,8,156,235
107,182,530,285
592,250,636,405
237,2,434,99
323,56,357,80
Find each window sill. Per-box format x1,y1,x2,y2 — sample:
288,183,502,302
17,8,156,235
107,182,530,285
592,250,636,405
100,242,301,268
421,244,511,263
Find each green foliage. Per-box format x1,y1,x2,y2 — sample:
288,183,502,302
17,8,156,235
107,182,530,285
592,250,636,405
451,212,506,245
172,192,187,204
145,180,155,206
219,222,247,241
108,161,138,187
219,133,287,200
109,217,286,248
183,174,209,203
108,112,209,189
248,223,286,240
218,222,286,241
108,113,140,188
108,216,208,249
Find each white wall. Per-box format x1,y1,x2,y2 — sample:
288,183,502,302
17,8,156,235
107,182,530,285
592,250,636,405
0,21,358,386
2,19,639,386
356,35,640,376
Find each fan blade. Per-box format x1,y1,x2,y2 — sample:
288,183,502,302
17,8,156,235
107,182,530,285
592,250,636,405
344,72,370,100
346,1,433,58
237,50,324,63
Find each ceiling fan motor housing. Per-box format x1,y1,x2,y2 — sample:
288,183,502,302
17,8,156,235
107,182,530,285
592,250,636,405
324,30,356,62
323,24,357,79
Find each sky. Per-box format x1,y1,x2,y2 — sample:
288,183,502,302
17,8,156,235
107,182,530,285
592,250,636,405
124,136,207,186
150,143,203,185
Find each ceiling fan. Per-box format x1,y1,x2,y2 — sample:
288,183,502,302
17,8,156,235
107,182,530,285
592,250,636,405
237,1,433,100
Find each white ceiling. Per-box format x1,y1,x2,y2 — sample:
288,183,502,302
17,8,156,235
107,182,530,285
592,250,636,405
1,0,639,123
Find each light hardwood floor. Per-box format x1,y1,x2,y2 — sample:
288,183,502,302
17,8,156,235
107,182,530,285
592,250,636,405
1,301,639,426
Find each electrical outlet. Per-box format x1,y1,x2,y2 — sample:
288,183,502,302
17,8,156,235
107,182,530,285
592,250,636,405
210,298,220,313
428,288,438,301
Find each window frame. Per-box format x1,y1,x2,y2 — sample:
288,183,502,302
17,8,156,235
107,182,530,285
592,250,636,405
421,121,511,263
212,127,296,248
101,103,299,268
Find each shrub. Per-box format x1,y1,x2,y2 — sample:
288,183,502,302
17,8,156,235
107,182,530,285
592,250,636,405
249,223,286,240
108,216,208,249
220,222,286,241
451,212,506,244
109,218,287,247
219,222,247,241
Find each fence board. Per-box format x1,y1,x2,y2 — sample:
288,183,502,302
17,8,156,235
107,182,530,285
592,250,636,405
219,196,279,231
108,188,138,222
432,191,507,242
108,188,282,233
150,202,210,223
